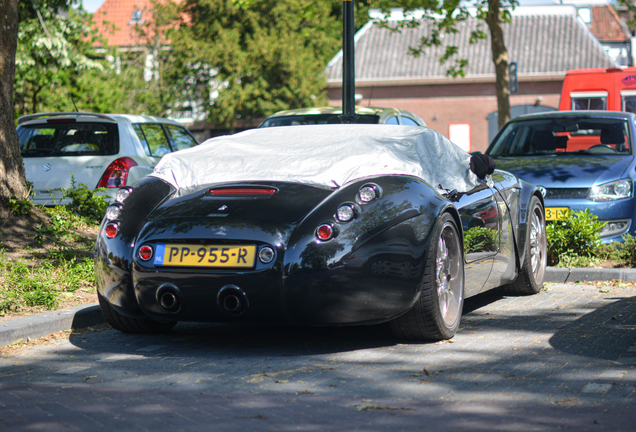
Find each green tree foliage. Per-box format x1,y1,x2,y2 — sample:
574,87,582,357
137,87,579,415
165,0,341,129
370,0,515,127
14,0,104,116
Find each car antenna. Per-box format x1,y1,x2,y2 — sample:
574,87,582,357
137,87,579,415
367,86,374,107
70,95,79,112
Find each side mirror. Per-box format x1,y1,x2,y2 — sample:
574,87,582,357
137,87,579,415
470,154,496,180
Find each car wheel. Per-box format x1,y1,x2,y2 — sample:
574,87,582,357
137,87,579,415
98,293,177,334
389,213,464,341
501,196,546,295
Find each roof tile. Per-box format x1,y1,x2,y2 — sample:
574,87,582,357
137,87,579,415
327,15,615,81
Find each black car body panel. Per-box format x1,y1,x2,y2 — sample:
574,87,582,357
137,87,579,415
95,171,541,326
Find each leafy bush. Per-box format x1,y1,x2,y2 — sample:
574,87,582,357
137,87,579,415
8,196,33,216
617,234,636,267
546,209,605,266
61,174,109,224
596,234,636,268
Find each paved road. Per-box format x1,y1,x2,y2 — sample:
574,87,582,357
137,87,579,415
1,283,636,431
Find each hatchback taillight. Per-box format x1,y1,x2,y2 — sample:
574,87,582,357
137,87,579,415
97,157,138,188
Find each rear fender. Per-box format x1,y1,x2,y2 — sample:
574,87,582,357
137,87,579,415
94,176,175,316
282,175,448,324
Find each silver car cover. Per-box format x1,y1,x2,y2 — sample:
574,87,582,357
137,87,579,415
150,124,479,194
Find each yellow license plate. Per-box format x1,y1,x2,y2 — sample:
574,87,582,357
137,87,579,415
154,244,256,268
545,207,569,221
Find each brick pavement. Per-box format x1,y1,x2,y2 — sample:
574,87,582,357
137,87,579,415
0,283,635,431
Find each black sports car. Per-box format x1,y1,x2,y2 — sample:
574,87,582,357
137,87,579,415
95,125,546,341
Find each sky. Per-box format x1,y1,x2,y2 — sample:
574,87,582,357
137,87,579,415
82,0,105,13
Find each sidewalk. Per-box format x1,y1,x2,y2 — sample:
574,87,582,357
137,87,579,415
0,303,103,347
1,266,636,347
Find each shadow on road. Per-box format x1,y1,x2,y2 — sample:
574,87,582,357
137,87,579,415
64,287,507,357
549,295,636,362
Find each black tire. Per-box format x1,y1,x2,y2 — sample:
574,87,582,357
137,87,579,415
389,213,465,341
98,293,177,334
501,196,546,295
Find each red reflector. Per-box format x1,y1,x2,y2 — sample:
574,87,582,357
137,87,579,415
97,157,138,188
316,224,333,241
104,223,118,238
138,245,153,261
209,188,276,197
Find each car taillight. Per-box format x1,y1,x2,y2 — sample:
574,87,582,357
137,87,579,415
208,188,276,197
97,157,137,188
138,245,153,261
104,223,118,238
316,224,333,241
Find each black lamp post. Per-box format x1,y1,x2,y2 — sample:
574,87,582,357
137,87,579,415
340,0,357,124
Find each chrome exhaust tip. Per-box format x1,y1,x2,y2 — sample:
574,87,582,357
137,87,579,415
156,283,182,313
217,285,248,316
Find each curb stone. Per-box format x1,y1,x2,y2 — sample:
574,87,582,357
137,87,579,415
0,303,104,347
544,267,636,283
1,267,636,347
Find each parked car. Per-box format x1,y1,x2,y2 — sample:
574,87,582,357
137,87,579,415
17,112,199,205
95,124,545,341
486,110,636,242
258,106,426,127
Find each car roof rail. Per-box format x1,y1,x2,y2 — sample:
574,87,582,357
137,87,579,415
17,112,118,125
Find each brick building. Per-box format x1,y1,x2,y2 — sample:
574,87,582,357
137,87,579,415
325,6,615,153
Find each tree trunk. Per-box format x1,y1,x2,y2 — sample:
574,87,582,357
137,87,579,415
486,0,511,130
0,0,28,213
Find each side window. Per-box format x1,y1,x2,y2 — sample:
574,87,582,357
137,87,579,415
385,116,399,125
134,124,171,157
401,117,420,126
133,124,151,156
570,92,607,110
165,124,198,151
623,95,636,113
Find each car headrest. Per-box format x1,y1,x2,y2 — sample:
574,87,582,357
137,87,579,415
555,135,569,149
533,130,556,152
601,126,625,145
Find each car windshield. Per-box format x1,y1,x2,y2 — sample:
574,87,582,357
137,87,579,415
17,122,119,157
259,114,380,127
487,117,632,156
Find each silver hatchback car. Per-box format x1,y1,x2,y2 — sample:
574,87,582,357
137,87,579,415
17,112,199,205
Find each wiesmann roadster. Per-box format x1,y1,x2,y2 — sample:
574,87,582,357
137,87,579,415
95,124,546,341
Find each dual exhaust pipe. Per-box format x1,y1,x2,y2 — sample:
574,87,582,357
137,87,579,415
217,285,248,315
156,283,248,316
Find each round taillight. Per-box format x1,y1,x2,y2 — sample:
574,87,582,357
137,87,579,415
258,246,275,264
337,204,355,222
116,187,133,203
104,223,118,239
138,245,153,261
359,185,378,203
316,224,333,241
105,204,122,221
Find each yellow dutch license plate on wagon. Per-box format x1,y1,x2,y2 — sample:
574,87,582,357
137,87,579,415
545,207,569,221
153,244,256,268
